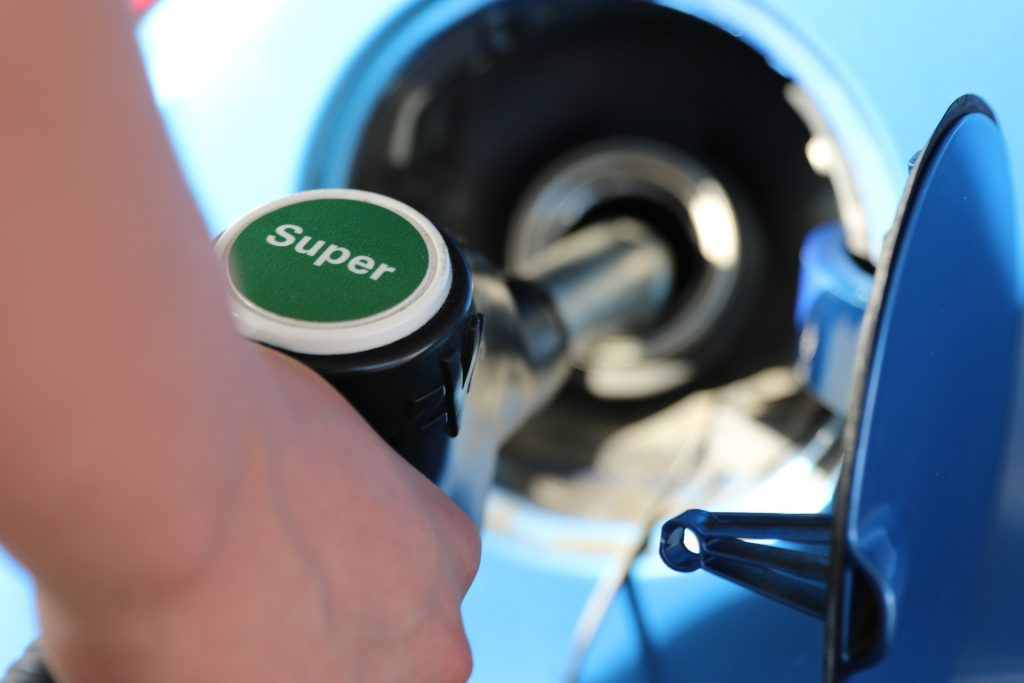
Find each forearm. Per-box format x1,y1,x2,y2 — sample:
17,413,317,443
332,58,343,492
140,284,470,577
0,2,262,613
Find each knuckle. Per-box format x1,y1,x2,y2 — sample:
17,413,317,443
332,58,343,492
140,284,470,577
453,512,481,584
434,626,473,683
436,498,481,588
417,480,481,590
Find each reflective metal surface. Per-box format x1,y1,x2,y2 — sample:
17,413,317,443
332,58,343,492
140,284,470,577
442,218,675,521
508,140,752,397
514,217,674,356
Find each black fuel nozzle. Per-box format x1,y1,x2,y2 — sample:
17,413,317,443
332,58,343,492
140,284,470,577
216,189,482,485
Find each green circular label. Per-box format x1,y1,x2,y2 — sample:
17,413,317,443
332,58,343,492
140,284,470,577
228,199,431,323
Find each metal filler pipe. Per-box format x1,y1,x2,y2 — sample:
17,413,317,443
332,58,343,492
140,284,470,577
440,215,674,518
516,216,674,355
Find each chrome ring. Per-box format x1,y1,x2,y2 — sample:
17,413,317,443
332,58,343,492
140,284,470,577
507,139,751,397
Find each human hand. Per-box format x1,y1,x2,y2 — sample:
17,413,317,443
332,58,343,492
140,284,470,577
35,345,481,683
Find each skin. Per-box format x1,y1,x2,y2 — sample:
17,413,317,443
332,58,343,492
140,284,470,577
0,3,480,682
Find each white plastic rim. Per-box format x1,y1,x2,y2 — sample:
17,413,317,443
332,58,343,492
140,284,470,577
215,188,452,355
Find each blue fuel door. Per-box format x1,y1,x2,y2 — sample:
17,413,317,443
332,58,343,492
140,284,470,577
662,96,1024,681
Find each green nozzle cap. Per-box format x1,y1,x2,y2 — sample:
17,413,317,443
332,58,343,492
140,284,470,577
218,190,452,355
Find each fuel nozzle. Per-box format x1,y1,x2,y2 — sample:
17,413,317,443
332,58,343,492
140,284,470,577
217,189,481,482
216,189,674,522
